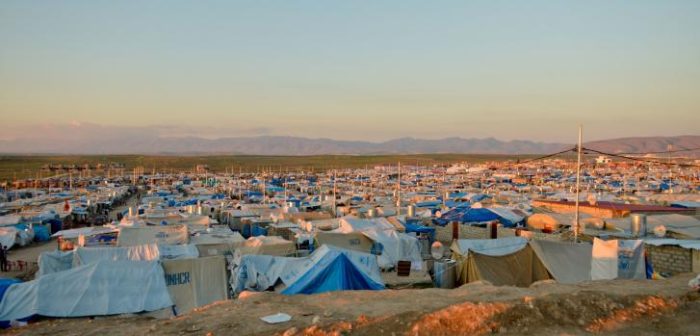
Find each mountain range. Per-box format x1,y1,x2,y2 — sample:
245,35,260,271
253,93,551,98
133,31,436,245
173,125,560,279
1,132,699,156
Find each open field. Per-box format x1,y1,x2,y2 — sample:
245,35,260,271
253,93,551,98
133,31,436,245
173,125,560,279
0,154,555,181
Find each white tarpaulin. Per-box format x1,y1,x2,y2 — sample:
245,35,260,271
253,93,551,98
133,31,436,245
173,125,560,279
0,260,173,321
231,245,383,294
37,250,74,278
162,256,228,315
451,237,528,257
362,230,423,270
73,244,161,266
592,238,618,280
117,225,188,246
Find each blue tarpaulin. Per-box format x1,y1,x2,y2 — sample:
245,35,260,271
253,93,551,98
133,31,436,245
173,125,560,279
281,249,385,295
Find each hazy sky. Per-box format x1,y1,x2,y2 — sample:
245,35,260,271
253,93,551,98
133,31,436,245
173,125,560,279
1,1,699,143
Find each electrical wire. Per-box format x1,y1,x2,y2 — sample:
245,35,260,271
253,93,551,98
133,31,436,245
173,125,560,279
517,147,576,165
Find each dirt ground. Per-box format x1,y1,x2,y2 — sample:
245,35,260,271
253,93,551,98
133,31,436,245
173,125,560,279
5,273,699,336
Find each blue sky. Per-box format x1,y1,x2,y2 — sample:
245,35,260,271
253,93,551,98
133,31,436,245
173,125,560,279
1,1,699,142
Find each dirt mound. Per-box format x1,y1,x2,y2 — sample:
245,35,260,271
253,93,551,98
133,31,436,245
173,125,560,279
7,274,698,336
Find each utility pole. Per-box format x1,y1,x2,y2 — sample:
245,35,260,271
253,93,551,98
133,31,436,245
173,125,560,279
397,162,401,216
333,170,337,218
574,125,582,243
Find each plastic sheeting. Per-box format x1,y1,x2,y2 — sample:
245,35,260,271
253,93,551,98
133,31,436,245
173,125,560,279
451,237,528,257
0,261,173,321
591,238,618,280
73,244,161,266
162,256,228,315
643,238,700,250
529,240,592,284
37,250,74,278
362,230,423,270
73,244,199,266
617,240,646,280
232,245,384,295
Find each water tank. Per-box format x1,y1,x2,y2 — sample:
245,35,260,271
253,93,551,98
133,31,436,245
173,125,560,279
630,214,647,237
432,259,456,289
407,205,416,217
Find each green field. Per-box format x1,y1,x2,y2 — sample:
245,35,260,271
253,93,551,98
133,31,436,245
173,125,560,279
0,154,540,181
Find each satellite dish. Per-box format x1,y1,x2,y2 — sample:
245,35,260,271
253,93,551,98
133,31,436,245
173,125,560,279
431,241,445,260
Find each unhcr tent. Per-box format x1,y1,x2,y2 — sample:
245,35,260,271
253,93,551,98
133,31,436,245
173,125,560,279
117,224,188,246
0,260,173,321
315,231,373,254
529,240,592,284
162,256,228,314
451,237,551,287
232,245,384,295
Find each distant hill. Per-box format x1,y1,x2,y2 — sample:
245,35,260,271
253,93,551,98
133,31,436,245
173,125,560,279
584,135,700,157
0,133,698,156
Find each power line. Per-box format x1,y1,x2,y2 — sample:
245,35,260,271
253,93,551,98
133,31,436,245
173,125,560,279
589,146,700,155
517,147,576,164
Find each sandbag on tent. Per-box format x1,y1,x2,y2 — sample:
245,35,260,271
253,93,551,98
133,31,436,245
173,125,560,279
451,237,551,287
117,225,188,247
162,256,228,315
0,260,173,321
529,240,592,284
37,250,74,278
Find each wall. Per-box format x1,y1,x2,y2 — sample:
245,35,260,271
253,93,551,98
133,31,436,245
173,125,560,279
646,244,693,275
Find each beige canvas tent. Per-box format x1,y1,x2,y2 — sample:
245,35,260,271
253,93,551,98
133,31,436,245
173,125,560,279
451,237,551,287
162,256,228,314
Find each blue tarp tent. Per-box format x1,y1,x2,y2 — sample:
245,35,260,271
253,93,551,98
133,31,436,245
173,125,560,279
434,207,524,227
233,245,384,295
282,251,384,295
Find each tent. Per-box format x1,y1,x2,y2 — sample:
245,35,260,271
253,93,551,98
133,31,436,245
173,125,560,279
232,245,384,295
37,244,199,277
529,240,592,284
451,237,551,287
162,256,228,315
0,260,173,321
435,207,524,227
237,236,296,256
315,231,374,254
331,217,423,270
117,224,188,246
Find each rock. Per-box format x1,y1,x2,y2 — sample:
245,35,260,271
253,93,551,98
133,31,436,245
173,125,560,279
282,327,298,336
312,316,321,324
323,311,333,318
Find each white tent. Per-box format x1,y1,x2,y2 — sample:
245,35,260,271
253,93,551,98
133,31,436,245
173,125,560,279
0,260,173,321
